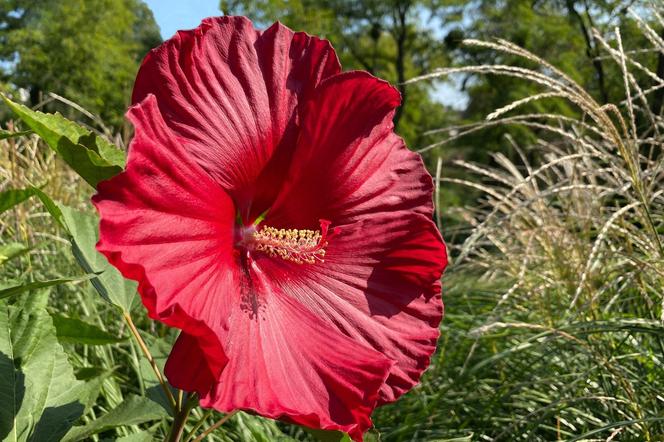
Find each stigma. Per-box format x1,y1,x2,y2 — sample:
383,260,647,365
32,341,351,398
247,219,338,264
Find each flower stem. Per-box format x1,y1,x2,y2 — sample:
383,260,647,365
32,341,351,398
167,394,197,442
122,311,177,411
191,410,238,442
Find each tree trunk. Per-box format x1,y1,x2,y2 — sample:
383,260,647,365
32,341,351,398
566,0,609,103
651,29,664,116
393,1,409,129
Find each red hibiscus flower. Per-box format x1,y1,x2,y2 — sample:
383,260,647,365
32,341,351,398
93,16,447,441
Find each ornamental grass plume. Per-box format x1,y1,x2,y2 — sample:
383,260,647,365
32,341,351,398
93,16,447,440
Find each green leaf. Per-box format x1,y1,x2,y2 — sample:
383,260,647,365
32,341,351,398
138,335,171,386
0,302,88,442
58,204,138,311
2,96,124,187
15,288,50,313
139,335,176,415
75,366,108,381
105,431,155,442
76,371,113,414
0,243,31,266
0,188,35,213
52,314,128,345
232,412,297,442
304,428,352,442
0,187,65,230
24,193,137,311
431,435,474,442
62,395,168,442
0,276,91,300
0,129,32,140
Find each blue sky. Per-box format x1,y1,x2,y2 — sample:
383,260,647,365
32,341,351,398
142,1,468,109
144,0,221,39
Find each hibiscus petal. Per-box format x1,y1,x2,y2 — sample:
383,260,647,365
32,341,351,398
267,71,433,227
93,95,239,380
274,214,445,404
132,16,340,219
264,71,447,403
165,270,392,441
164,332,218,396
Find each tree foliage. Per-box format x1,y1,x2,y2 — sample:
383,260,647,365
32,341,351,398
220,0,454,148
0,0,161,126
440,0,658,160
219,0,662,162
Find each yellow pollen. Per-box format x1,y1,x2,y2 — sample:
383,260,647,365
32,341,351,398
249,219,337,264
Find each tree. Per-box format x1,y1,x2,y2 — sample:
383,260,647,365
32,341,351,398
220,0,455,148
131,0,163,58
438,0,653,161
0,0,162,126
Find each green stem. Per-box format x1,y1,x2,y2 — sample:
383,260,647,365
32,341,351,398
122,311,177,411
167,395,197,442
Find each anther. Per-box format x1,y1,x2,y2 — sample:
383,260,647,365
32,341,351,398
248,219,338,264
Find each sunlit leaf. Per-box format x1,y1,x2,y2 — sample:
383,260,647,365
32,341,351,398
0,276,92,300
2,96,124,187
232,412,299,442
112,431,155,442
304,428,352,442
58,204,138,312
62,395,168,442
0,302,93,442
0,243,31,266
0,129,31,139
0,188,34,214
52,314,128,345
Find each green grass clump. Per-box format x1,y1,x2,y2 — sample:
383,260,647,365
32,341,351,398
374,6,664,441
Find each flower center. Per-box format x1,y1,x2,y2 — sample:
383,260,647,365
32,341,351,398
246,219,338,264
